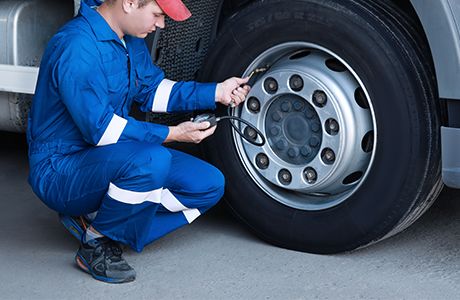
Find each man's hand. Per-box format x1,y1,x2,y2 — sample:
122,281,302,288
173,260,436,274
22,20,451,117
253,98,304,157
215,77,251,107
164,121,216,144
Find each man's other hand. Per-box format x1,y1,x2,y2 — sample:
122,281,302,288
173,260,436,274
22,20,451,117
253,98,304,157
165,121,216,143
215,77,251,107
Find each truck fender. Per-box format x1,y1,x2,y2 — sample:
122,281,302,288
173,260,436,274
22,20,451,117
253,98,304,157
410,0,460,99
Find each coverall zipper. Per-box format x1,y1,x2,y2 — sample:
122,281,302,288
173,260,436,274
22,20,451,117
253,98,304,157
122,52,131,117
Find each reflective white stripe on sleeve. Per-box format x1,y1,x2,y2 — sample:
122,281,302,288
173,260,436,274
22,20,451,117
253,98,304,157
161,189,201,223
152,79,176,112
96,114,127,146
107,182,162,205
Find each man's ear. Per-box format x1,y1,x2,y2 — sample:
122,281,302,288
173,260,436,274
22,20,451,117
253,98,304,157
121,0,137,13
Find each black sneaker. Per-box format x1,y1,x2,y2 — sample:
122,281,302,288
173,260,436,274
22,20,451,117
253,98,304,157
75,236,136,283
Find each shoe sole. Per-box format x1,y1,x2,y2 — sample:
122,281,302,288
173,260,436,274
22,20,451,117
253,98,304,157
75,254,135,284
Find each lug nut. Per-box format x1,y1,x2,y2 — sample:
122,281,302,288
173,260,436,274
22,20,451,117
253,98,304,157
300,146,311,157
270,126,280,136
293,101,304,111
325,118,339,135
287,148,299,158
247,97,260,113
289,75,304,92
278,169,292,185
244,126,257,141
264,77,278,94
313,90,327,107
276,140,287,150
311,122,320,133
309,137,320,147
272,111,282,122
303,167,317,184
256,153,269,169
321,148,336,164
305,109,315,119
281,101,290,112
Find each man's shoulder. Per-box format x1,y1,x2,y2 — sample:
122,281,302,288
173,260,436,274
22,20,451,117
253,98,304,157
53,17,97,50
42,22,100,72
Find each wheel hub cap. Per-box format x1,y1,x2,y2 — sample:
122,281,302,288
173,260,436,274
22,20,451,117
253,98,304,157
265,94,322,165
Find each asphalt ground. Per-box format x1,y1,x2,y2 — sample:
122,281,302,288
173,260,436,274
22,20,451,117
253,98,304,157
0,132,459,299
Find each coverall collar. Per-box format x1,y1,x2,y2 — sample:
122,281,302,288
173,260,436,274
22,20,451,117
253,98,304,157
79,1,121,42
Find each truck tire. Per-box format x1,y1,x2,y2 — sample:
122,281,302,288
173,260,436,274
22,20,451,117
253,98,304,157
200,0,443,253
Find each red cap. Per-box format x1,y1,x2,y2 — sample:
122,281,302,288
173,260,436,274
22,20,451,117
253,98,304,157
156,0,191,21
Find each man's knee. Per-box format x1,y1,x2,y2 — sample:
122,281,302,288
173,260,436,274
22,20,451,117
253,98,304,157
202,167,225,207
188,163,224,192
212,168,225,199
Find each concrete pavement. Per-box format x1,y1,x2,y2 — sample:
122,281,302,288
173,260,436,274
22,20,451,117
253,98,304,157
0,132,459,299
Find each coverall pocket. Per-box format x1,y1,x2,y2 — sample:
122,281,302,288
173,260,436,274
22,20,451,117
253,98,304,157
101,51,128,94
106,72,127,93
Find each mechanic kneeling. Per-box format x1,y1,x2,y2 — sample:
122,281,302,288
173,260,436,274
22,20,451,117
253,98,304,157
27,0,250,283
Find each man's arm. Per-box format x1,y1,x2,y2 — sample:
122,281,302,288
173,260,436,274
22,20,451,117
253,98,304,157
128,36,251,111
131,40,217,113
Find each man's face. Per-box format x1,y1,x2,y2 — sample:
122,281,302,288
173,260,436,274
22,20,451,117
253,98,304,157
124,0,165,38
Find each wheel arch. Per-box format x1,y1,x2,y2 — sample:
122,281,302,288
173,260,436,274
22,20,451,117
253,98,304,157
409,0,460,100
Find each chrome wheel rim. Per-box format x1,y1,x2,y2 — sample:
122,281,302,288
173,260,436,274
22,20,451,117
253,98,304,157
232,42,377,210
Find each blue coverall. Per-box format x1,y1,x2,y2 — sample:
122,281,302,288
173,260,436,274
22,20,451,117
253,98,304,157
27,1,225,252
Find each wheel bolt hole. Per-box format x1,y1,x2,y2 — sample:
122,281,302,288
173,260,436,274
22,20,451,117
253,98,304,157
278,169,292,185
256,153,269,169
289,75,304,92
321,148,336,165
325,118,340,135
342,171,364,185
325,58,347,72
264,77,278,94
313,90,327,107
355,87,370,109
247,97,261,113
361,130,374,153
303,167,317,184
289,50,311,60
